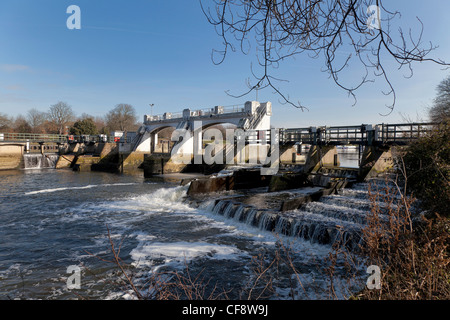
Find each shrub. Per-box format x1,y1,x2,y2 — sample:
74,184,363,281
402,122,449,218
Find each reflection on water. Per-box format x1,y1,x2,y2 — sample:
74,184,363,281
337,149,360,168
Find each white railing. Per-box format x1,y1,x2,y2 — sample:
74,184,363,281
145,105,245,123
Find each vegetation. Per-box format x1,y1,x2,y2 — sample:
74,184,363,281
105,104,138,133
402,123,449,218
0,102,140,136
351,75,450,299
429,75,450,123
0,112,13,131
48,102,76,135
352,180,449,300
70,117,99,136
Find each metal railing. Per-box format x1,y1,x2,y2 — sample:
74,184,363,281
0,132,67,143
244,104,267,130
280,128,315,144
0,132,126,144
378,123,435,145
145,104,246,123
3,122,436,147
323,125,368,145
280,122,437,146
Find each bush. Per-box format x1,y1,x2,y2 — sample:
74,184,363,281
354,181,450,300
402,123,449,218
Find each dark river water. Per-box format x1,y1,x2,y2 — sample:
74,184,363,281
0,152,368,300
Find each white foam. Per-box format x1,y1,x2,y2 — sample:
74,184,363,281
24,183,139,195
130,241,244,268
104,185,194,214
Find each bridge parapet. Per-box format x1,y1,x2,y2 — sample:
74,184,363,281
144,104,247,124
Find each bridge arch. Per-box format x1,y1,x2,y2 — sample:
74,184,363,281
151,126,177,154
133,101,272,154
134,125,177,154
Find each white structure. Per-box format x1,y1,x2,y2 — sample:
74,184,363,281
132,101,272,154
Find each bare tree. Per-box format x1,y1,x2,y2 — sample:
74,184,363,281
0,112,13,131
105,104,138,132
48,102,75,135
27,108,48,133
201,0,449,113
13,115,32,133
429,75,450,122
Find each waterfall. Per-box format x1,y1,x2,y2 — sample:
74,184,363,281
209,186,371,249
23,154,59,169
203,179,410,253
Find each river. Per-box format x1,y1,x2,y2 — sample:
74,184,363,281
0,151,369,300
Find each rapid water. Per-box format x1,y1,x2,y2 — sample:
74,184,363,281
0,168,370,300
207,183,380,251
23,154,59,170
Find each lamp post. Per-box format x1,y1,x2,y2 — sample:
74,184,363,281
149,104,154,117
149,104,155,153
255,83,261,101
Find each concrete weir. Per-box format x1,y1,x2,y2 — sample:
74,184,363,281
67,143,147,174
184,169,360,248
186,168,354,211
0,142,61,170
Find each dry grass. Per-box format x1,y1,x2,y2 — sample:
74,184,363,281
340,178,450,300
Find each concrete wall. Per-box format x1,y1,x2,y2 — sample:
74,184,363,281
359,146,395,180
279,144,306,164
134,131,151,153
56,155,76,169
0,144,25,170
97,143,118,158
61,142,120,172
72,155,102,172
142,154,189,177
304,145,340,173
120,152,146,173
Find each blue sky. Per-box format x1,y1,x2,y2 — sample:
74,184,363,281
0,0,449,128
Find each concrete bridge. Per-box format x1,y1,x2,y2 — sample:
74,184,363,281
280,122,434,146
128,101,437,179
0,100,439,179
277,122,436,180
131,101,272,154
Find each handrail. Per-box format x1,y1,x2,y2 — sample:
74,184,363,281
279,122,438,145
244,104,266,130
0,132,67,143
145,104,246,123
0,132,120,144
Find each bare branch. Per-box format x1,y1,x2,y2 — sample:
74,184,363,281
201,0,449,112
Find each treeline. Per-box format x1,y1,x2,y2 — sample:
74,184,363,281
0,102,141,136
